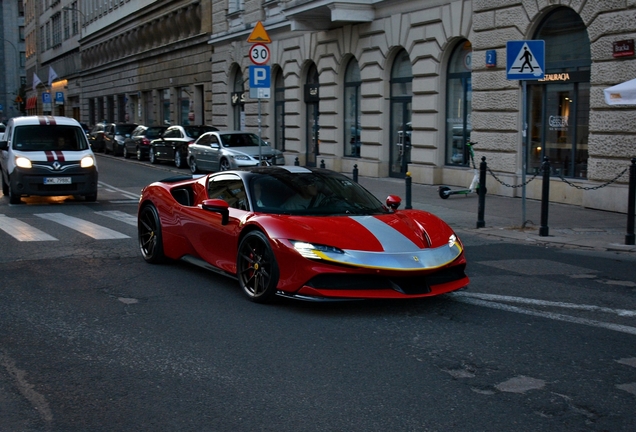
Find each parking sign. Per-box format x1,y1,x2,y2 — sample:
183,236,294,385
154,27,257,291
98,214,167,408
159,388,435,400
249,65,271,88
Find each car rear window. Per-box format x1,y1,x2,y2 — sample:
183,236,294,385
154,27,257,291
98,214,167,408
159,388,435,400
115,125,137,135
13,125,89,151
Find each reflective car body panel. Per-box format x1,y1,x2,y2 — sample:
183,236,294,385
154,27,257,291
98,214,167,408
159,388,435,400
150,125,218,167
138,166,468,300
188,131,285,173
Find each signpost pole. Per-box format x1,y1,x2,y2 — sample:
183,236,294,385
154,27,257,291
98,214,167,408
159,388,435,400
247,21,272,166
521,80,527,228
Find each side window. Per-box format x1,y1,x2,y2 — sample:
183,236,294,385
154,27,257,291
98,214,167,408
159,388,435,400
207,176,248,210
197,134,210,146
210,135,220,146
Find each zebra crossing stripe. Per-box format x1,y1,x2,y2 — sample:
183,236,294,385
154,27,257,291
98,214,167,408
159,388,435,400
0,214,58,241
95,210,138,226
35,213,130,240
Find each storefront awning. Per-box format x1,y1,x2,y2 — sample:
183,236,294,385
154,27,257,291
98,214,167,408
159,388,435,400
26,96,38,110
604,78,636,105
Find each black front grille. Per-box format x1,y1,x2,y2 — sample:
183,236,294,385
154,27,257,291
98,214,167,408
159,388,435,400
305,264,466,295
36,183,83,192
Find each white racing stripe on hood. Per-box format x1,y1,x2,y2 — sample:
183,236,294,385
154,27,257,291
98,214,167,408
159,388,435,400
348,215,419,252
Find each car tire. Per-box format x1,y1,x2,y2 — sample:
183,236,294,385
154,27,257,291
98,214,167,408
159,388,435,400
1,173,8,196
189,157,199,174
84,192,98,202
8,183,21,205
136,147,143,161
138,204,165,264
174,150,184,168
237,231,279,303
149,147,158,164
220,158,230,171
123,146,130,159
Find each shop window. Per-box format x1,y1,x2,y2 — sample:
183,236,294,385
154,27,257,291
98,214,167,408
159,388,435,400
389,50,412,178
527,7,590,178
445,41,472,166
344,58,361,157
274,71,285,151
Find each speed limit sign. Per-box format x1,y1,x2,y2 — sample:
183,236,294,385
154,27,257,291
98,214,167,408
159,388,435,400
249,43,270,65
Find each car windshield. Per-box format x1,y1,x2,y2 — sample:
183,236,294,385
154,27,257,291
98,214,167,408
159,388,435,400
250,170,388,215
220,133,263,148
12,125,89,151
184,126,217,139
115,125,137,135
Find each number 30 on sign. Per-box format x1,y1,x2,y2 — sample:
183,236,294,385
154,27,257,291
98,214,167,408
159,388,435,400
249,43,270,65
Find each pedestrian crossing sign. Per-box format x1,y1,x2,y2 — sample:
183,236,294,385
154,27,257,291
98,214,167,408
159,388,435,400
506,40,545,80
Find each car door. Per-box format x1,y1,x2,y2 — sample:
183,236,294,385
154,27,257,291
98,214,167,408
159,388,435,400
181,174,248,273
154,127,178,161
202,134,222,171
189,133,210,171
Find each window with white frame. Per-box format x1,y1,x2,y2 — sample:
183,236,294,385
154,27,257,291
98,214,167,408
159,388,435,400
52,13,62,46
228,0,243,14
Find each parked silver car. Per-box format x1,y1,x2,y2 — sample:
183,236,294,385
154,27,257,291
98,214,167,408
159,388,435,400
187,131,285,173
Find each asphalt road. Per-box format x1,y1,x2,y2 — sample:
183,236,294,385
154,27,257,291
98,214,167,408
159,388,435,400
0,155,635,431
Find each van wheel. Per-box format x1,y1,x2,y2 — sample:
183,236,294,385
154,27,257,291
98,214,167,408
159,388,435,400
8,184,21,204
1,174,8,196
85,193,97,202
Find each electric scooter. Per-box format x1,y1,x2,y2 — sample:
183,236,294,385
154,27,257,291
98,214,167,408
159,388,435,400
438,141,484,199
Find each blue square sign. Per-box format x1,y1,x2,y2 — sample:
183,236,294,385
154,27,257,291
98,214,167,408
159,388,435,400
506,40,545,80
249,65,271,88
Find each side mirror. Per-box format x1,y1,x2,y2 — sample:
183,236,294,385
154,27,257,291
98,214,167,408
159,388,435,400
202,199,230,225
386,195,401,211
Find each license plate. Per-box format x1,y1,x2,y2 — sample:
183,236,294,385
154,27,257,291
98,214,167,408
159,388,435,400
44,177,72,185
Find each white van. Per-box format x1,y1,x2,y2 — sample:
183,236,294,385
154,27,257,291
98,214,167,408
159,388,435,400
0,116,98,204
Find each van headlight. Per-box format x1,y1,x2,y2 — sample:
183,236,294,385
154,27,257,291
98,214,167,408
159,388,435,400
15,156,32,168
81,156,95,168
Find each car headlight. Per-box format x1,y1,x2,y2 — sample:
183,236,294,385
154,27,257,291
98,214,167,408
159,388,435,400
291,240,345,259
81,156,95,168
449,234,458,248
232,155,251,160
15,156,32,168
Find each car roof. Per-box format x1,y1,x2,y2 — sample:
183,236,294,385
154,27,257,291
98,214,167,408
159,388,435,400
10,116,82,127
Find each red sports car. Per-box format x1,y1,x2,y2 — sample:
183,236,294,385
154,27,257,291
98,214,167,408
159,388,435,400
137,166,469,303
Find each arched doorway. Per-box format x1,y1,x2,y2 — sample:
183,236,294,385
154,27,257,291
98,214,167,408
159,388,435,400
304,63,319,167
527,7,591,178
389,50,413,177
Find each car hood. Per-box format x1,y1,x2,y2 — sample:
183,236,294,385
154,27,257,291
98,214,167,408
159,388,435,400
258,211,462,270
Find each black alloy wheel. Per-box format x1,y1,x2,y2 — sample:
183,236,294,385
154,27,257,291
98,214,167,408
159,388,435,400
138,204,165,263
149,147,158,164
174,150,185,168
237,231,280,303
136,147,143,161
123,146,130,159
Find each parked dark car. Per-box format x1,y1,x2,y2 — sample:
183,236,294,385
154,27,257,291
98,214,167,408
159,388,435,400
123,125,168,160
149,125,218,168
103,123,138,156
88,122,106,152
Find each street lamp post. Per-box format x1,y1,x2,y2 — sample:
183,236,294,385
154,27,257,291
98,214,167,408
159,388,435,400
62,6,86,39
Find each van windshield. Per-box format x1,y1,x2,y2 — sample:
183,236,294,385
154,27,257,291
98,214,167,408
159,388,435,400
13,125,89,151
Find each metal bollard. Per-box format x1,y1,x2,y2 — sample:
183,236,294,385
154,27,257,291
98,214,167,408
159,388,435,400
320,159,325,168
405,171,412,209
626,158,636,245
294,157,299,166
353,164,358,183
476,157,486,228
540,157,550,237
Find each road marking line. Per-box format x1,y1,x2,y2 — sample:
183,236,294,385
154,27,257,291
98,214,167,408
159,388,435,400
35,213,130,239
450,294,636,336
98,181,140,200
454,292,636,317
0,214,58,241
95,210,137,226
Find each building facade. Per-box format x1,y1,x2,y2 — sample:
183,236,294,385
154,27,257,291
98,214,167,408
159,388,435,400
25,0,636,213
0,0,26,123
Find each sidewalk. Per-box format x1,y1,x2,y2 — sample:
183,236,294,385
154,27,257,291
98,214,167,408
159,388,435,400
357,176,636,254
